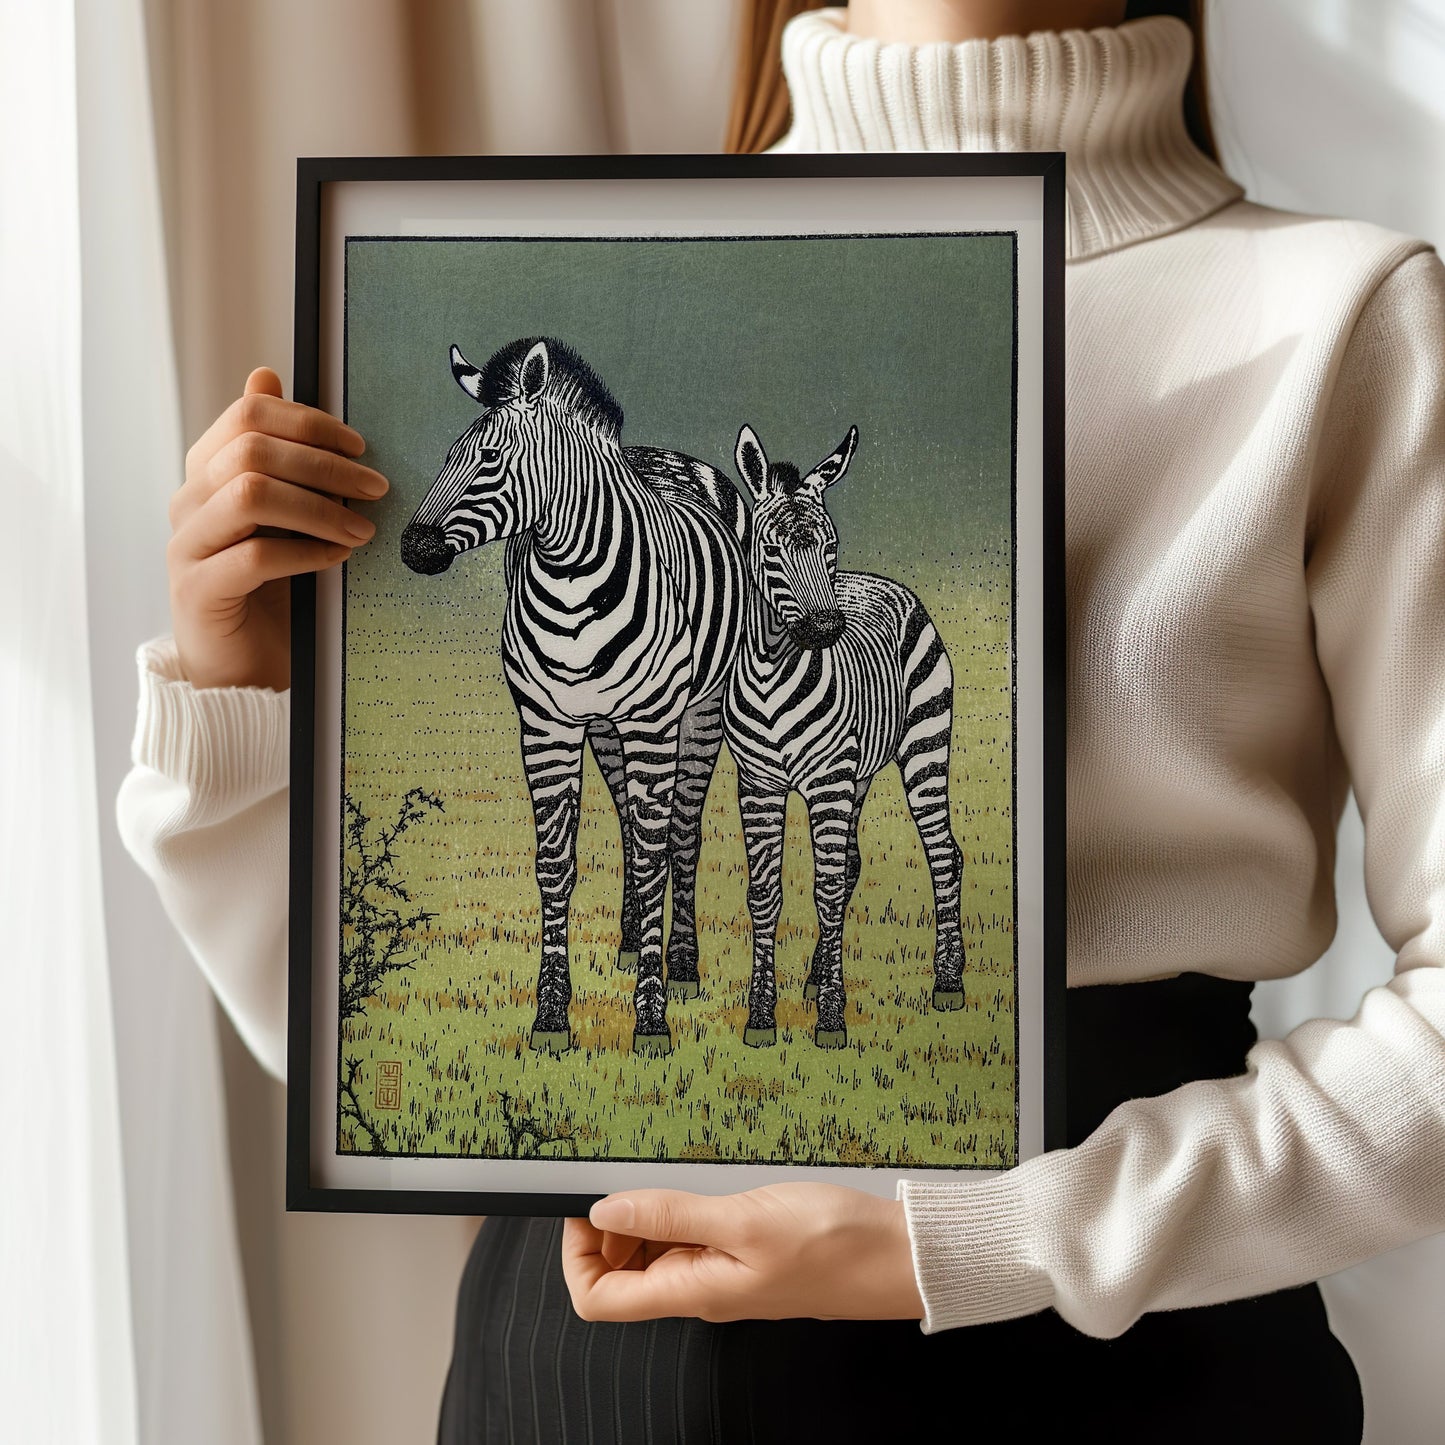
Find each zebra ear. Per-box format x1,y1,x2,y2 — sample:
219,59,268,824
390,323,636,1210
450,344,485,402
518,341,550,405
734,425,769,502
811,425,858,490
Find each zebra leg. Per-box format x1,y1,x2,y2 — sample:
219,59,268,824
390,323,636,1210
738,771,787,1047
897,613,966,1009
515,706,588,1052
587,721,642,973
663,692,725,1001
805,777,870,1002
802,749,861,1048
615,714,684,1054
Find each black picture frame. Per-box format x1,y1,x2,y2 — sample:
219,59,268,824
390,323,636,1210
288,153,1066,1215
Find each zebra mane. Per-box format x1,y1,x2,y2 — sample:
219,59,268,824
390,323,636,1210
768,462,805,496
477,337,624,440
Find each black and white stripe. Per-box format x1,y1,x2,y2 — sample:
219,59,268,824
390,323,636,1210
401,338,746,1054
722,424,966,1049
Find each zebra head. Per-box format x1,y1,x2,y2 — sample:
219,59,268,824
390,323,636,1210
400,337,624,575
734,423,859,651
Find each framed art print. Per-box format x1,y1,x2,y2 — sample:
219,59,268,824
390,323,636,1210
288,155,1065,1215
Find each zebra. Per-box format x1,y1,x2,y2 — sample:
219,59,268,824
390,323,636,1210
722,423,967,1049
399,337,747,1055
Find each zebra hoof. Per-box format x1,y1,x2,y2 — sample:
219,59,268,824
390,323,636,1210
814,1027,848,1050
803,981,819,1001
632,1030,673,1057
743,1026,778,1048
667,978,700,1000
529,1029,573,1054
932,990,966,1012
615,949,640,973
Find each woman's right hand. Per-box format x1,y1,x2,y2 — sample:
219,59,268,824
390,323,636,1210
167,366,389,691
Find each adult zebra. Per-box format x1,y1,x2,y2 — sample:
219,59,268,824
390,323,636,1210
400,337,746,1055
723,423,967,1049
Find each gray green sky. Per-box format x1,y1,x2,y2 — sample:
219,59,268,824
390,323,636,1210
344,232,1015,608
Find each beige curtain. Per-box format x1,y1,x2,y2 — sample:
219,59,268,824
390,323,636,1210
145,0,742,442
131,4,740,1441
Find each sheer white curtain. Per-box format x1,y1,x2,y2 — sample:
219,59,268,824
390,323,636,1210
2,2,158,1442
78,0,266,1439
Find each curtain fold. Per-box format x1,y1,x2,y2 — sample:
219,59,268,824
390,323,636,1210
77,0,266,1439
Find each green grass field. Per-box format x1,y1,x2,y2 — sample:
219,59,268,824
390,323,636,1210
337,550,1016,1170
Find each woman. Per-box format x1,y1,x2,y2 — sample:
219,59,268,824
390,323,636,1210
118,2,1444,1440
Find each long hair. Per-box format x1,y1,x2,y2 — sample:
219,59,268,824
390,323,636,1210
724,1,1220,161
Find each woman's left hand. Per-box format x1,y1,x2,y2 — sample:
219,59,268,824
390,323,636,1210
561,1182,925,1323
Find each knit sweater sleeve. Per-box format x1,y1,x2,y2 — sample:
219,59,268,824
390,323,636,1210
114,634,291,1082
895,248,1445,1339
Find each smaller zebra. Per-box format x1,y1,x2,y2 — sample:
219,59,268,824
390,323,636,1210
723,424,967,1049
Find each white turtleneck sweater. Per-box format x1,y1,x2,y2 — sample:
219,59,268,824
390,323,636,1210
116,11,1445,1342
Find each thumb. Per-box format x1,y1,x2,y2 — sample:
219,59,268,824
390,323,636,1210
589,1189,741,1247
244,366,285,399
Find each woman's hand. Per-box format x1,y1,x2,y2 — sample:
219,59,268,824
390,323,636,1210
561,1183,925,1323
168,366,389,691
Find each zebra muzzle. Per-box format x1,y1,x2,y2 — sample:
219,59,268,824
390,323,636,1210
789,609,846,650
400,522,454,575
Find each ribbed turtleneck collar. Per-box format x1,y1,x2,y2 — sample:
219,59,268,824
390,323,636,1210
774,8,1244,261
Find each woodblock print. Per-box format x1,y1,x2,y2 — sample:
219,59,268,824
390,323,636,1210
338,232,1018,1170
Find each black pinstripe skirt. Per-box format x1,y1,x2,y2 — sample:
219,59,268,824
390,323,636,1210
437,976,1364,1444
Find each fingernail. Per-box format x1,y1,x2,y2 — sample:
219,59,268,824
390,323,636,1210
342,426,365,453
344,512,375,539
358,473,389,497
590,1197,635,1231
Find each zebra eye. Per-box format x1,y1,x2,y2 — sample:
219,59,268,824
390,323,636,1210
477,446,502,467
